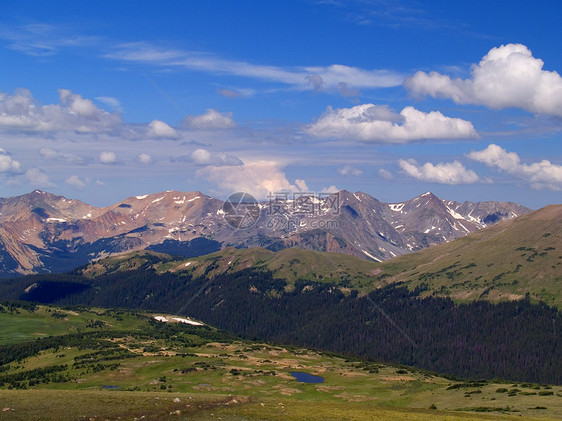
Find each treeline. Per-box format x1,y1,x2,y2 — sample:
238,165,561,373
0,364,69,388
1,268,560,384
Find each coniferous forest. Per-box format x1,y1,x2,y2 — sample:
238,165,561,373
0,267,560,385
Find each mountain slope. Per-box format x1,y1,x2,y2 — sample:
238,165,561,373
377,204,562,307
80,247,382,289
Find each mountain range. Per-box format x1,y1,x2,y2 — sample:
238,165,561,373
76,203,561,307
0,189,529,276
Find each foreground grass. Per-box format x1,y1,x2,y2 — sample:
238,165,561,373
1,389,557,421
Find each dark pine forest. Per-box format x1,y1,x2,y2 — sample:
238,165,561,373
1,267,560,384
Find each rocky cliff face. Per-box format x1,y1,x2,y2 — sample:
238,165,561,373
0,189,530,276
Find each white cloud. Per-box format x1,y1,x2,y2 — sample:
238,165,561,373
0,149,22,173
95,96,121,110
58,89,99,118
108,42,403,91
186,109,236,130
65,175,86,189
295,179,309,191
407,44,562,117
306,104,477,142
138,153,152,164
399,159,479,184
190,148,243,166
99,151,117,164
191,148,212,165
0,23,99,56
338,165,363,176
40,148,82,163
25,168,55,188
197,160,307,199
217,88,244,98
0,88,121,132
468,144,562,190
378,168,393,180
147,120,178,138
321,185,340,194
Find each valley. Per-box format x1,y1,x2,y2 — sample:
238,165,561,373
0,193,560,420
0,302,560,421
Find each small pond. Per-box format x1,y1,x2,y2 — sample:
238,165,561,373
290,371,325,383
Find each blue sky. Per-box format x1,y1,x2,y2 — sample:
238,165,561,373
0,0,561,208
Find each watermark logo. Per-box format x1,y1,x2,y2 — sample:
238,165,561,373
265,191,340,217
222,191,341,231
222,192,260,229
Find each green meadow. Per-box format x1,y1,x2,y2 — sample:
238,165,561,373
0,303,560,420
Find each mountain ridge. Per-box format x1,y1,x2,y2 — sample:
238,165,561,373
0,189,531,276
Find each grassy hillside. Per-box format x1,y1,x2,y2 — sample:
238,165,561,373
82,246,382,289
0,302,561,420
377,205,562,307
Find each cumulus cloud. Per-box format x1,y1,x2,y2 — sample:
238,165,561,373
147,119,178,138
468,144,562,190
321,185,340,194
65,175,86,189
306,104,477,142
98,151,117,164
190,148,243,166
0,149,22,173
338,165,363,176
407,44,562,117
185,109,236,130
399,159,480,184
25,168,55,188
295,179,309,191
197,160,308,199
138,153,152,164
0,88,121,132
58,89,99,118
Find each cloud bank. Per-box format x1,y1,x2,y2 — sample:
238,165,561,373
468,144,562,190
0,88,121,133
147,120,178,138
399,159,479,184
186,109,237,130
306,104,477,142
0,149,22,173
197,160,308,199
408,44,562,117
